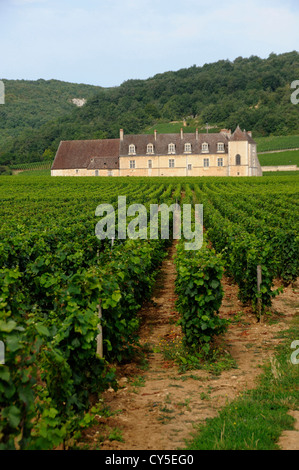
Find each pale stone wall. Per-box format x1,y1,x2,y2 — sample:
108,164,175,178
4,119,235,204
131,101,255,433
228,140,248,176
51,169,74,176
51,169,120,177
119,153,229,177
261,165,298,172
249,143,263,176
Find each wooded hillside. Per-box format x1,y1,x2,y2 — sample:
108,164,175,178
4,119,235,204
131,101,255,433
1,51,298,165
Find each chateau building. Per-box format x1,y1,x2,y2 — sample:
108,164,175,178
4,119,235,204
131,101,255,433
51,126,262,177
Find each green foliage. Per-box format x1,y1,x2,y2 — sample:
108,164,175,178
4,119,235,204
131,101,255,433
258,150,299,167
0,79,101,165
10,161,52,171
175,237,228,354
256,134,299,152
0,166,12,176
0,267,44,449
98,239,167,362
194,178,298,315
0,174,298,449
227,232,281,312
1,51,299,165
0,176,172,448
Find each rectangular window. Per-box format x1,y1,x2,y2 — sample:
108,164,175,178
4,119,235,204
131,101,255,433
202,143,209,153
169,159,175,168
168,144,176,154
129,144,136,155
147,144,154,155
148,160,152,169
130,160,135,169
203,158,209,168
107,170,113,176
95,170,99,176
217,158,223,167
217,143,225,152
187,163,192,171
184,143,192,153
76,169,79,175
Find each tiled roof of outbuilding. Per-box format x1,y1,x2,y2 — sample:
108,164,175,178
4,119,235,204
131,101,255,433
51,139,120,169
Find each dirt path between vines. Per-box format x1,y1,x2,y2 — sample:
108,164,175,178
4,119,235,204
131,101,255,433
79,241,298,451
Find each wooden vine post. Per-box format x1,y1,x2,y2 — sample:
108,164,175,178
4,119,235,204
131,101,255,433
257,265,262,322
97,302,103,358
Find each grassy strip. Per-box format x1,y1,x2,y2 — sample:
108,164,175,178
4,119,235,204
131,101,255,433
258,150,299,167
255,135,299,152
15,169,51,176
184,314,299,450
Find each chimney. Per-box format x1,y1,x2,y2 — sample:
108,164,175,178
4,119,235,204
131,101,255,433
120,129,124,141
247,131,252,137
180,128,183,139
221,129,232,138
154,129,157,141
196,128,199,140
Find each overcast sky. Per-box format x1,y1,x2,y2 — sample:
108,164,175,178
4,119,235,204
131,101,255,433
0,0,299,87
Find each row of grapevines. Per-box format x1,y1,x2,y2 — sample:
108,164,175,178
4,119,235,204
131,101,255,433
192,186,283,315
201,182,299,284
0,177,175,449
173,192,228,355
174,234,228,355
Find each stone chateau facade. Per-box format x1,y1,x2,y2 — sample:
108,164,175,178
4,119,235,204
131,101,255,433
51,126,262,177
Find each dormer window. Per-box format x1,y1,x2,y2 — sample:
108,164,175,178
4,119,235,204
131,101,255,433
147,143,154,155
168,143,176,154
128,144,136,155
217,142,225,153
202,142,209,153
184,143,192,153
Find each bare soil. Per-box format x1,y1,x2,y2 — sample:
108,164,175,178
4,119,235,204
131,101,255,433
78,242,299,451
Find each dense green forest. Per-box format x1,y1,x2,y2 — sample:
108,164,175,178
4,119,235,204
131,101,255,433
1,51,299,165
0,79,102,164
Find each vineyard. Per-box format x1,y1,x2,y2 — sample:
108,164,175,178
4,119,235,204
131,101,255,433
0,174,298,450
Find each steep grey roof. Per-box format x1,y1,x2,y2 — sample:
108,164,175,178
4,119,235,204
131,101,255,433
230,125,256,143
119,131,229,156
